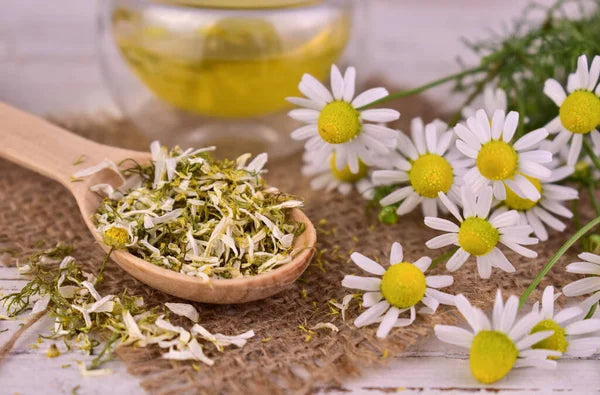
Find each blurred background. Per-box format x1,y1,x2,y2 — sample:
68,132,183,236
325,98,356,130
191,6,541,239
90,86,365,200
1,0,556,116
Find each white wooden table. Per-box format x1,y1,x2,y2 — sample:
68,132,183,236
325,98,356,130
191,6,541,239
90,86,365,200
1,1,599,393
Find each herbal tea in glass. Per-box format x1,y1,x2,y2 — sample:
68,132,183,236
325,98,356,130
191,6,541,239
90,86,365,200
99,0,356,157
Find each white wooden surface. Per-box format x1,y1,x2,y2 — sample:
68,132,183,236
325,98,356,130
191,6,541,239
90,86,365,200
1,0,599,394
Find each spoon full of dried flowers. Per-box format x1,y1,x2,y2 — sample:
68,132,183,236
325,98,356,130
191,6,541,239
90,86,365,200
0,103,316,303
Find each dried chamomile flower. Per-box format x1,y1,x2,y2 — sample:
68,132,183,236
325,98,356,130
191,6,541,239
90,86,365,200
103,226,129,249
2,245,255,371
75,141,304,279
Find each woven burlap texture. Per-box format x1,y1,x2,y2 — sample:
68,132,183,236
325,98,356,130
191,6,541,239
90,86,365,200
0,97,590,394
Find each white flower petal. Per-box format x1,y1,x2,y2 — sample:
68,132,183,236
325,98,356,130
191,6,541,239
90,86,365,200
514,128,549,151
567,134,583,166
426,233,458,249
330,64,345,100
351,252,386,275
426,275,453,289
360,109,400,123
286,96,323,111
354,300,389,328
543,79,567,106
380,186,413,206
446,248,470,271
363,291,384,307
502,111,520,142
290,124,319,140
413,256,432,272
424,217,460,233
342,275,382,291
434,325,473,348
342,66,356,102
165,303,199,323
579,252,600,264
376,306,401,338
390,242,403,265
516,330,554,351
565,319,600,335
563,277,600,296
438,192,463,222
288,108,320,123
352,87,389,108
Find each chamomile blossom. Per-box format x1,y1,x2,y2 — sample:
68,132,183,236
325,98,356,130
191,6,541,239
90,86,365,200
455,109,552,201
341,242,455,338
544,54,600,166
425,186,539,279
563,252,600,297
301,152,375,198
372,118,470,217
462,85,507,118
530,286,600,357
287,64,399,173
492,165,578,241
435,290,559,384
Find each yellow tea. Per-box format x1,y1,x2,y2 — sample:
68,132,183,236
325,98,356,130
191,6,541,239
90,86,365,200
112,5,350,118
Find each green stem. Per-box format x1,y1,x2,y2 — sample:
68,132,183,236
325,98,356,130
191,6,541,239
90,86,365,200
583,139,600,170
572,195,581,230
429,247,459,270
588,182,600,216
357,65,486,110
95,247,114,286
519,215,600,308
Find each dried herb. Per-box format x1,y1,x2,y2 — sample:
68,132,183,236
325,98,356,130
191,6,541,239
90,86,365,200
1,244,254,371
75,141,304,279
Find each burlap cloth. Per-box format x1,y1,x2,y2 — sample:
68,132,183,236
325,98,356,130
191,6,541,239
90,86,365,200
0,95,592,394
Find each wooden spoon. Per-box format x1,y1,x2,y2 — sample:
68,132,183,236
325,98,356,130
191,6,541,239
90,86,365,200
0,103,316,304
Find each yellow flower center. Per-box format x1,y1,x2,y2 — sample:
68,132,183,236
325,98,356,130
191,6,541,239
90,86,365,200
329,153,368,182
458,217,499,256
504,175,542,210
409,154,454,198
380,262,426,309
531,319,568,357
470,330,518,384
476,140,518,180
103,226,129,249
559,91,600,134
317,101,362,144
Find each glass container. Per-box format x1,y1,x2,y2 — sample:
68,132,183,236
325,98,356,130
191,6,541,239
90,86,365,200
97,0,360,158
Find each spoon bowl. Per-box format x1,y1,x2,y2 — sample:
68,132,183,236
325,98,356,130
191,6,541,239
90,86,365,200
0,103,316,303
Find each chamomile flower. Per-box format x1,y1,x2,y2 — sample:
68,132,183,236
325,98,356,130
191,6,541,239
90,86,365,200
341,242,455,338
455,109,552,201
425,186,539,279
435,290,559,384
492,165,578,241
563,252,600,297
372,118,470,217
530,286,600,357
301,152,375,198
544,54,600,166
462,85,507,119
287,64,399,173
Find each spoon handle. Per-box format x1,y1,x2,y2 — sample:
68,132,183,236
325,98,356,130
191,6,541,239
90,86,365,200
0,103,132,189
